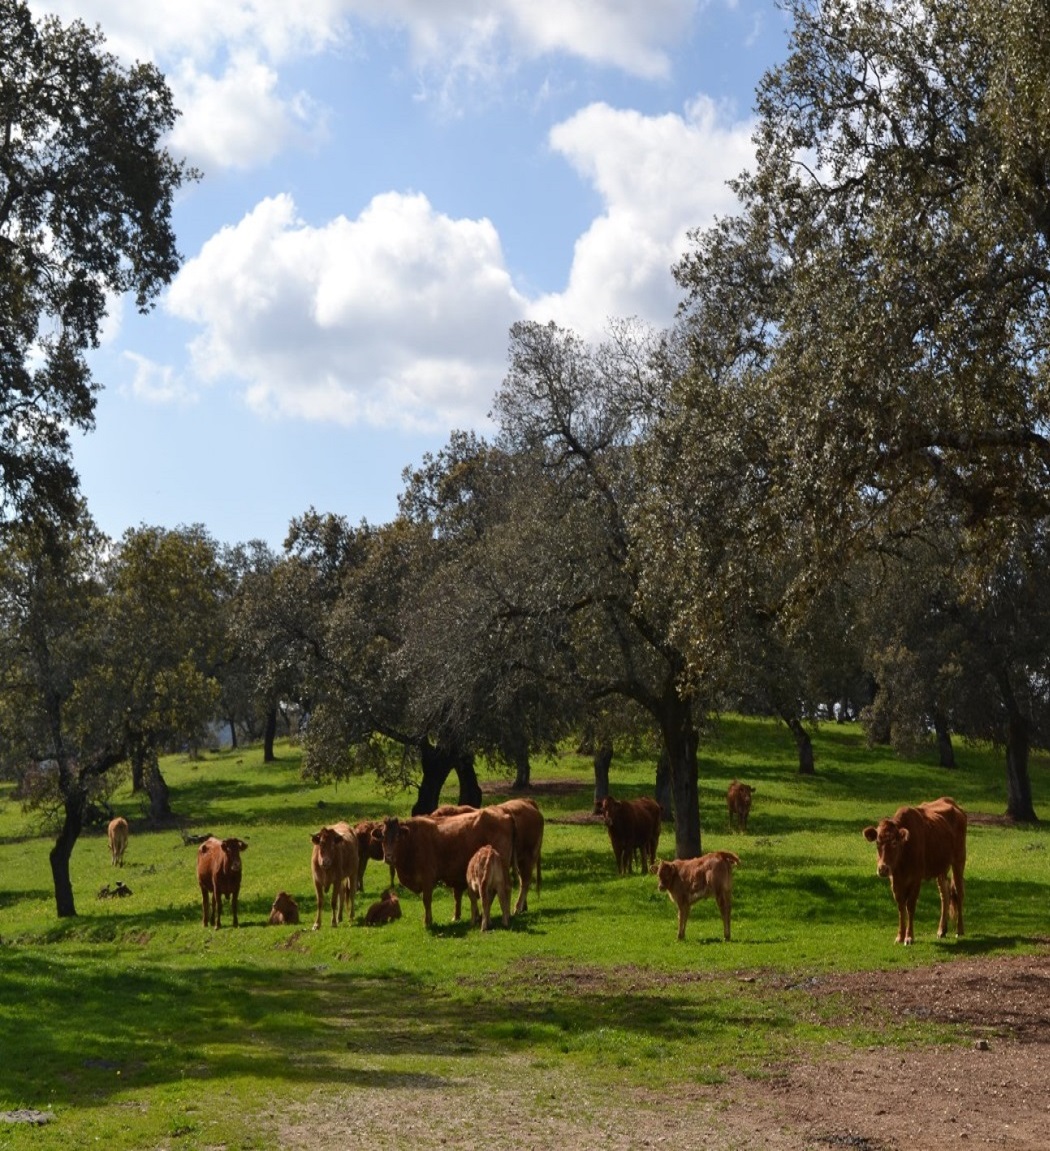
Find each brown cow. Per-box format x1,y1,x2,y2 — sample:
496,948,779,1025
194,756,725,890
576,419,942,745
726,781,754,832
267,891,300,925
599,795,661,875
353,819,395,893
382,808,515,927
862,796,967,945
197,836,248,928
311,822,359,929
364,889,403,926
652,852,740,941
493,797,544,913
466,844,511,930
107,816,129,866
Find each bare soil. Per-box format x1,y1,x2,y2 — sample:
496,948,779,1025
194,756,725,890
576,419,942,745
280,949,1050,1150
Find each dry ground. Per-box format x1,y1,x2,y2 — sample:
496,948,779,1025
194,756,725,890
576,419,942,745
280,949,1050,1151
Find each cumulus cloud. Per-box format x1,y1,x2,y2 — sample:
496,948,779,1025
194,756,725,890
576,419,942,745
123,352,198,405
532,96,755,337
166,193,526,431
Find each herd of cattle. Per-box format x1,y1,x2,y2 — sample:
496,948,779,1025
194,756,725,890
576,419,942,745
104,783,968,946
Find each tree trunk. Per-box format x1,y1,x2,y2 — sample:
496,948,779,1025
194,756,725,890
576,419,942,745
413,741,481,813
655,749,673,820
145,753,172,822
454,751,483,808
1004,705,1037,822
661,694,701,858
50,789,86,918
228,718,238,750
781,712,815,775
131,750,145,793
507,732,531,790
933,711,955,768
592,742,613,813
263,705,278,763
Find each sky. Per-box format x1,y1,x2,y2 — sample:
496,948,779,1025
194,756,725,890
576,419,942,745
30,0,792,552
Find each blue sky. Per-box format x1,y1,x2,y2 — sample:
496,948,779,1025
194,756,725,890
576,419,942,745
32,1,791,551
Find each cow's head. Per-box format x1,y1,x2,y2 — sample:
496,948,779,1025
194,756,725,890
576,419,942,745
361,822,386,861
382,817,408,865
311,826,346,870
219,837,247,868
597,796,619,824
651,860,675,891
863,820,908,877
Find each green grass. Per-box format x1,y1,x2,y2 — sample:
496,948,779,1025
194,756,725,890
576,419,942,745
0,716,1047,1148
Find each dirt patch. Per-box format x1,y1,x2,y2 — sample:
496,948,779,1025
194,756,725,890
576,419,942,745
279,949,1050,1150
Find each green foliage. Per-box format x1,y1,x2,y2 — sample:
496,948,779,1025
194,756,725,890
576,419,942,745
0,717,1045,1148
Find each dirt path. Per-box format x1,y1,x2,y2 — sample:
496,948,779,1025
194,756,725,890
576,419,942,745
280,950,1050,1150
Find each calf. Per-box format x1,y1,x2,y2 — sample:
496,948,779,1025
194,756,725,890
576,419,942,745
197,836,248,928
107,816,129,866
652,852,739,941
382,807,515,927
466,844,511,930
354,819,394,893
599,795,661,875
494,798,544,913
364,889,402,926
267,891,300,926
311,822,359,929
863,796,966,944
726,781,754,832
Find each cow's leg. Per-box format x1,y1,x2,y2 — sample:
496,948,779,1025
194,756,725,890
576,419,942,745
894,896,908,944
345,878,355,923
480,888,492,932
422,888,434,928
330,882,340,928
903,891,918,945
313,881,325,930
935,874,951,937
231,889,239,928
201,888,210,927
677,901,689,941
497,881,510,928
717,890,732,941
468,890,480,927
453,886,464,921
952,859,965,936
213,884,222,928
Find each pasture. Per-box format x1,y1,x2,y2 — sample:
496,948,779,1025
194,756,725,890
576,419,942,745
0,716,1047,1149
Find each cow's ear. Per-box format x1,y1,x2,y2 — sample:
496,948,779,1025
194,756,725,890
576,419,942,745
897,828,909,844
648,863,659,875
862,826,877,841
311,833,321,845
237,839,248,850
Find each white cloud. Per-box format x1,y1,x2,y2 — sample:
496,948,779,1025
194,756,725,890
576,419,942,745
123,352,198,405
532,96,755,337
166,193,526,431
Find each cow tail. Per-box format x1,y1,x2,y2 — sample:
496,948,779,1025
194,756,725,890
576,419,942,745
950,882,961,922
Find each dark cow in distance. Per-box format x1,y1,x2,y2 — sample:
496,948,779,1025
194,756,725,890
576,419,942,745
599,795,661,875
311,822,359,930
382,808,515,927
652,852,739,941
726,781,754,832
107,816,129,866
197,836,248,928
364,889,402,926
268,891,300,925
862,796,967,945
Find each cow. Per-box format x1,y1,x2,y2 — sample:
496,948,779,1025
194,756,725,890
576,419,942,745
652,852,740,941
353,819,394,893
364,889,403,926
382,807,516,927
598,795,661,876
311,822,359,929
726,781,754,832
466,844,511,930
197,836,248,928
267,891,300,926
493,797,544,913
862,796,967,945
107,816,129,866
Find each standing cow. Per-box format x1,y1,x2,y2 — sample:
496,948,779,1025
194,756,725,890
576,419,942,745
466,844,512,931
107,816,129,866
599,795,661,875
493,797,544,913
726,782,754,832
382,808,515,927
862,796,967,944
311,822,359,929
652,852,740,941
197,836,248,928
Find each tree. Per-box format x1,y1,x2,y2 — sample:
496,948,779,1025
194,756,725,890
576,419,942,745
0,0,196,524
0,509,125,916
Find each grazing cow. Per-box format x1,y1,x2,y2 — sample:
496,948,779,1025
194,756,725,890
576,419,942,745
267,891,300,926
862,796,967,945
353,819,394,893
598,795,661,875
382,807,515,927
311,822,359,929
364,889,403,926
652,852,740,941
466,844,511,930
493,797,544,913
726,782,754,832
107,816,129,866
197,836,248,928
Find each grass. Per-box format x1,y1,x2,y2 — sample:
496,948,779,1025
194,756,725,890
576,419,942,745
0,715,1047,1148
